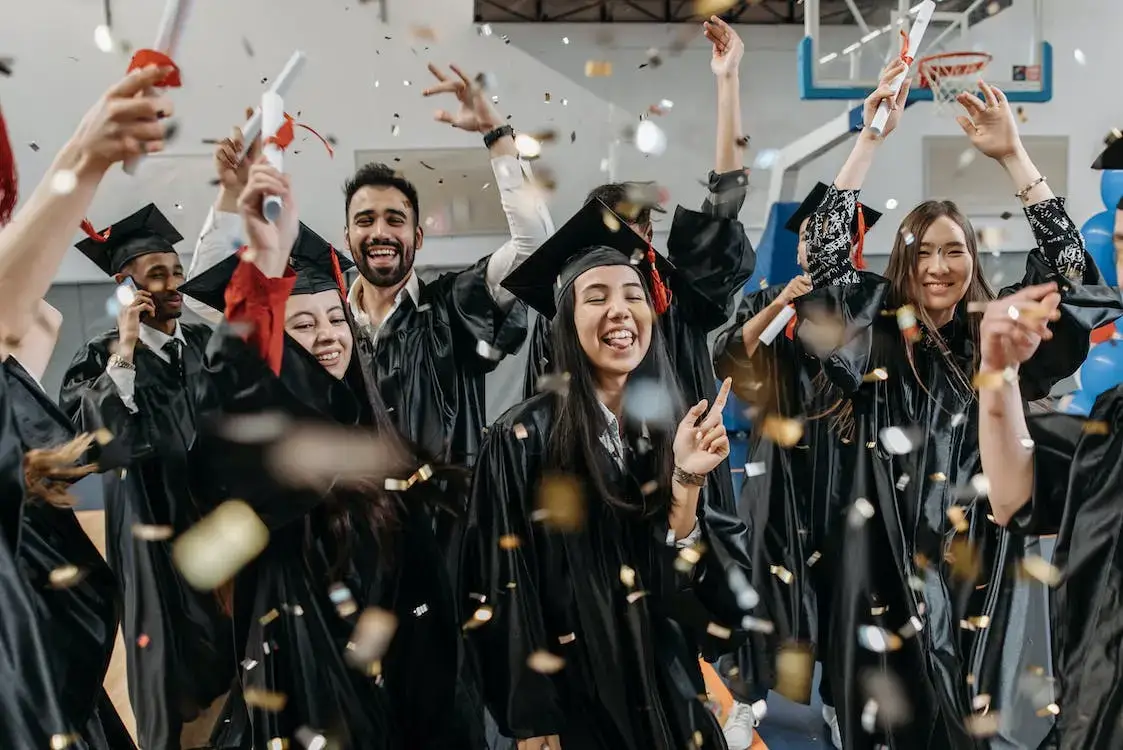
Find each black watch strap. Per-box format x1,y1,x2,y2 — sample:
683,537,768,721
483,124,515,148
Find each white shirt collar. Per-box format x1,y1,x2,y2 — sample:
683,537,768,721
10,356,44,393
348,272,422,339
138,321,186,363
598,401,625,468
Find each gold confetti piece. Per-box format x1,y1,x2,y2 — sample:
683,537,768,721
929,471,947,482
558,632,576,645
947,505,969,533
857,625,903,653
50,734,82,749
964,711,1001,737
639,480,659,495
410,25,438,41
973,367,1017,391
972,693,992,711
329,583,358,618
259,608,280,626
625,590,648,604
244,688,288,712
173,500,269,591
769,564,794,585
584,60,613,77
267,739,288,750
848,497,876,528
526,650,566,674
384,478,410,491
706,622,732,639
463,605,494,630
601,208,621,233
774,643,814,704
761,415,804,447
1083,420,1109,435
498,534,521,550
959,615,992,631
1035,702,1060,717
92,427,113,445
1021,555,1062,586
741,616,775,633
674,544,705,575
294,727,327,750
48,564,85,589
513,423,529,440
132,523,174,541
535,474,586,532
947,537,981,581
870,605,889,616
863,368,889,382
619,565,636,587
806,551,822,567
346,608,398,671
896,305,921,342
694,0,739,15
692,730,704,749
137,633,151,648
899,615,924,638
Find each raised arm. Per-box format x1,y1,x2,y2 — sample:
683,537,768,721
0,66,173,354
421,63,554,310
702,16,748,219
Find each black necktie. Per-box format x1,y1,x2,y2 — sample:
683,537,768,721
163,339,184,381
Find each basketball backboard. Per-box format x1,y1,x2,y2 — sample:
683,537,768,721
799,0,1052,104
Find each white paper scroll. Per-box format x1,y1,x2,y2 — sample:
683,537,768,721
760,304,796,346
239,51,307,160
869,0,935,137
261,92,284,223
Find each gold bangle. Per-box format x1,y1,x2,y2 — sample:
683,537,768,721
673,466,706,488
1015,175,1046,202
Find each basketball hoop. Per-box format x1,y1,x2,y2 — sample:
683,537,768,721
918,51,993,113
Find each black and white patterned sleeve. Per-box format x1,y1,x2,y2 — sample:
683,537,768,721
1023,197,1086,282
805,185,862,287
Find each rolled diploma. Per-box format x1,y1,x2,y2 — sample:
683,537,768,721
868,0,936,137
760,304,796,346
261,92,284,223
124,0,194,174
239,51,307,159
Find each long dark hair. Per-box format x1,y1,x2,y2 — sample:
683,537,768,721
883,200,995,396
544,277,683,518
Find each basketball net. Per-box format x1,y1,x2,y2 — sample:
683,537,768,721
918,51,993,114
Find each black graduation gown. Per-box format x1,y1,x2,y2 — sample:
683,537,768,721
360,255,528,469
195,325,481,750
4,358,136,750
522,200,755,517
712,284,862,696
1013,384,1123,750
797,188,1123,749
0,359,72,747
59,324,234,750
461,392,758,749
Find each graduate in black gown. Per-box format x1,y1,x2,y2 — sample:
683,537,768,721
979,296,1123,750
712,186,882,746
0,63,176,749
60,204,233,749
6,300,136,750
180,162,483,749
794,63,1123,749
464,202,759,750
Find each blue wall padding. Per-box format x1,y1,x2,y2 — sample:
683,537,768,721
745,201,802,294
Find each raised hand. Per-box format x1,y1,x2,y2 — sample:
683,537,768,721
862,58,911,139
69,65,176,174
116,288,156,357
422,63,502,133
517,736,561,750
237,160,299,266
704,15,744,78
955,81,1022,161
978,282,1061,373
215,110,261,193
779,274,813,306
673,377,732,477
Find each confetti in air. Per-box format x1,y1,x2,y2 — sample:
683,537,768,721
50,170,78,195
345,608,398,674
533,474,586,532
584,60,613,77
172,500,269,591
527,650,566,674
774,643,814,704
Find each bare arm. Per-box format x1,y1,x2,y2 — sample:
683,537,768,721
704,16,745,174
979,376,1034,526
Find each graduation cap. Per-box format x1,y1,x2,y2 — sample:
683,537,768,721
75,203,184,276
179,224,354,313
784,182,882,269
502,197,671,319
1092,132,1123,170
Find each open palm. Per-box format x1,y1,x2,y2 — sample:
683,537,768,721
955,81,1021,160
422,63,499,133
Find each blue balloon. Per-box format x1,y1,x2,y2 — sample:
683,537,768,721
1079,341,1123,399
1102,169,1123,212
1061,389,1095,417
1080,210,1118,285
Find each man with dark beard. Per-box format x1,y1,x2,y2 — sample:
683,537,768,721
60,203,233,750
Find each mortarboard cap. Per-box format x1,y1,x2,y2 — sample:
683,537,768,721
75,203,184,276
179,223,354,313
502,197,671,319
784,182,882,237
1092,134,1123,170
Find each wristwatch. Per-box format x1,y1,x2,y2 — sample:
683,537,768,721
108,353,136,371
483,124,515,149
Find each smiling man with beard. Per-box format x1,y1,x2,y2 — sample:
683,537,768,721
60,203,233,750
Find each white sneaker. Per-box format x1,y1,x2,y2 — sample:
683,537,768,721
723,700,760,750
822,705,842,749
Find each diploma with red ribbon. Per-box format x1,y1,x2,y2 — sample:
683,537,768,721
239,51,307,160
261,92,285,223
868,0,934,137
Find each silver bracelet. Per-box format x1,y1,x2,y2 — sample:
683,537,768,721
1015,175,1046,202
108,353,136,371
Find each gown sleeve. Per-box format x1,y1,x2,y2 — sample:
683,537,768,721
712,286,788,404
58,336,150,461
459,421,566,739
1000,198,1123,400
445,256,530,375
522,313,552,402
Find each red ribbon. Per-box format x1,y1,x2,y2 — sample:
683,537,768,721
899,29,914,66
1091,323,1116,345
784,304,799,341
126,49,182,88
645,244,670,315
265,114,334,158
853,201,868,271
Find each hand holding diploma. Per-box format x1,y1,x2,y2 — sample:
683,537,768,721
861,59,913,140
868,0,934,137
260,92,285,223
238,51,307,161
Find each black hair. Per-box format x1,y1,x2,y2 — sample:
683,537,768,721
544,272,683,517
343,162,421,226
586,182,653,231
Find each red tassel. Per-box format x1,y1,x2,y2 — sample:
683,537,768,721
645,244,670,315
0,103,16,226
80,218,111,243
853,202,867,271
328,244,347,297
